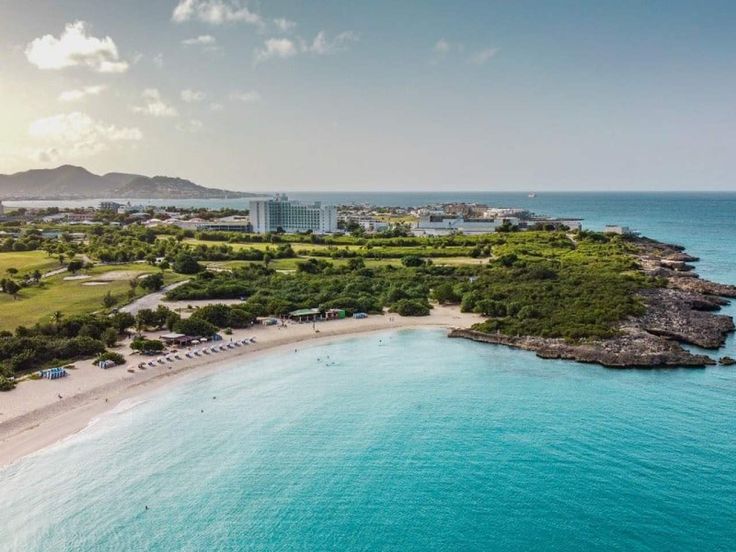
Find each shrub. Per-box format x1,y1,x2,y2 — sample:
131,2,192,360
0,375,14,391
401,255,424,267
96,351,125,365
392,299,431,316
131,338,165,354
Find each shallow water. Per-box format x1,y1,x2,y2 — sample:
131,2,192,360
1,328,735,551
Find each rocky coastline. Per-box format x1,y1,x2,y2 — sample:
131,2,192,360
449,237,736,368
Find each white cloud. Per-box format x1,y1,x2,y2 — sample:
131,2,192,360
181,89,206,103
209,102,224,112
308,31,359,55
255,31,358,62
273,18,296,32
182,34,216,46
152,53,165,68
176,119,203,133
469,48,498,65
229,90,260,103
25,21,128,73
58,85,107,102
434,39,451,55
172,0,262,26
255,38,298,62
28,112,141,160
132,89,178,117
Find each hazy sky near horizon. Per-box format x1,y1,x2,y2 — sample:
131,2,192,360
1,0,735,192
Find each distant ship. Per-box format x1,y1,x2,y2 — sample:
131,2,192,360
528,193,537,198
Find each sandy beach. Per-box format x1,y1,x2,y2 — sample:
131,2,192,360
0,305,481,469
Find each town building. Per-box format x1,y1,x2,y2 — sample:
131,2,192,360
0,199,4,217
99,201,122,211
604,225,634,236
250,195,337,234
414,214,519,236
196,215,253,233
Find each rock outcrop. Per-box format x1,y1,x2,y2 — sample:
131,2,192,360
448,328,716,368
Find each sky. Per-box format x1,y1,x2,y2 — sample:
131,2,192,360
0,0,735,192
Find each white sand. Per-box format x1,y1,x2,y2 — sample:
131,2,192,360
0,305,481,468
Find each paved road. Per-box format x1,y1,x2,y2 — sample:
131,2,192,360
121,280,190,315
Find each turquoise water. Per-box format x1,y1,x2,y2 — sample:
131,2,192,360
2,193,736,550
0,330,736,550
1,329,735,551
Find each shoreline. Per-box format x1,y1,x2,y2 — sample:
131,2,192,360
0,305,481,469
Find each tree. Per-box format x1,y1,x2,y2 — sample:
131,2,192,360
136,308,159,331
173,317,217,337
140,272,164,292
67,260,84,274
6,267,18,276
173,253,201,274
131,338,165,354
347,257,365,271
52,311,64,327
110,312,135,333
191,304,231,327
4,279,20,300
392,299,430,316
401,255,425,267
102,291,118,309
32,269,42,282
432,283,461,304
102,327,119,347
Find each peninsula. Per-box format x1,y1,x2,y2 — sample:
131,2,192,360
451,237,736,367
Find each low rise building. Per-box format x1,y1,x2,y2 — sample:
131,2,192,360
604,225,634,235
196,215,253,233
99,201,122,211
414,215,519,236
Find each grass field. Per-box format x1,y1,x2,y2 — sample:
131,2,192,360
204,257,403,272
0,263,186,330
0,251,60,277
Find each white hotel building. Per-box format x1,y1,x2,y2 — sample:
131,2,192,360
250,195,337,234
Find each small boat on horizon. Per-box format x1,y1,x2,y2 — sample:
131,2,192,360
528,193,537,198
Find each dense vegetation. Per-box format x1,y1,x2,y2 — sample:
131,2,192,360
0,225,656,390
168,231,655,340
167,262,433,316
0,311,135,390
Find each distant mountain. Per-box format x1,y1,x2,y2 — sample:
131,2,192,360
0,165,254,200
101,172,141,189
0,165,103,198
113,175,248,199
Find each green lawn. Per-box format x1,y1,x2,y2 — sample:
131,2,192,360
0,251,61,277
204,256,402,272
0,263,186,330
183,238,363,253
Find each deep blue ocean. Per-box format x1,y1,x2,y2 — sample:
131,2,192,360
1,193,735,551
